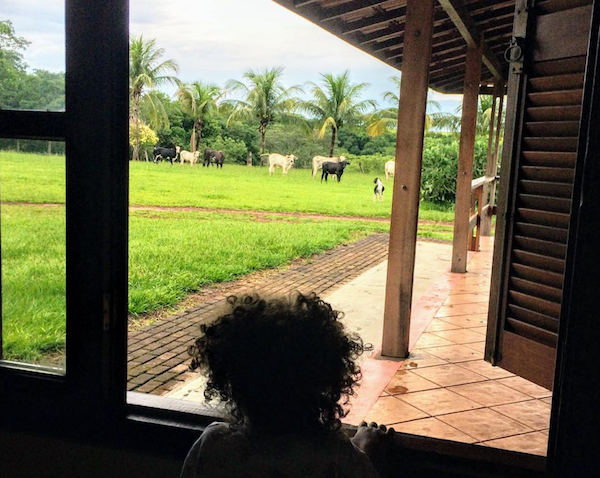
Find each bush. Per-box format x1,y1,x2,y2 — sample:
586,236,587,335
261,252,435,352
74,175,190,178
420,135,487,203
206,135,248,164
345,135,489,204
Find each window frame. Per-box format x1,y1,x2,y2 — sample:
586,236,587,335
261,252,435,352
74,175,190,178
2,0,597,476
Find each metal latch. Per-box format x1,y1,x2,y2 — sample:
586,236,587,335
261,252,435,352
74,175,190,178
505,37,526,74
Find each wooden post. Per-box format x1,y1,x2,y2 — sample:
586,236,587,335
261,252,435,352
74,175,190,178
481,84,499,236
488,86,505,218
451,37,483,273
382,0,435,358
47,141,52,155
247,151,252,166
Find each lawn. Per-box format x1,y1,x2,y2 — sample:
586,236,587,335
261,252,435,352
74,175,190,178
0,152,455,221
1,205,394,361
0,151,454,362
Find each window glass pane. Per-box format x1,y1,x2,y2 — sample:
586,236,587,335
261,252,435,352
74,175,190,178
0,2,65,111
0,140,66,371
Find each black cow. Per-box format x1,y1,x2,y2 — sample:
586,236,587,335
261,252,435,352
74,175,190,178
153,146,180,165
321,160,350,183
203,148,225,168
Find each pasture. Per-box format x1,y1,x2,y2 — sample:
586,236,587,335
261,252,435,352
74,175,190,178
0,152,455,221
0,152,454,361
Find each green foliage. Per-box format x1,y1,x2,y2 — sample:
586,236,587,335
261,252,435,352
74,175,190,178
0,20,65,111
300,70,376,156
265,123,330,168
420,135,488,203
225,67,306,153
206,135,248,164
129,122,158,149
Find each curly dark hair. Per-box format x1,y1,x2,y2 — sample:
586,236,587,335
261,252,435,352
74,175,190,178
188,292,365,433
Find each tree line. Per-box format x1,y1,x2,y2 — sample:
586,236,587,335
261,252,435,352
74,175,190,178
1,24,501,172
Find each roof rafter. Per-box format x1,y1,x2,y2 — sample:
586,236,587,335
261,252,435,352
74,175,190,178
317,0,395,22
437,0,505,80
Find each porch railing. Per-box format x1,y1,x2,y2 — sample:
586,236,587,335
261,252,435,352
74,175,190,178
468,175,497,251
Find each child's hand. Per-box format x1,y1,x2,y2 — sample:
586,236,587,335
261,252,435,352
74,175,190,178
352,421,395,461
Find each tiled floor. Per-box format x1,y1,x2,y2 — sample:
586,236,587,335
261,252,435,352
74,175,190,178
361,237,553,456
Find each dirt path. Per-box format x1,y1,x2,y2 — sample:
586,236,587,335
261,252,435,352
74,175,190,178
4,201,453,226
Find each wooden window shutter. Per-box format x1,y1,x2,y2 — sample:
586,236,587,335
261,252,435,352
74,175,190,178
486,0,593,390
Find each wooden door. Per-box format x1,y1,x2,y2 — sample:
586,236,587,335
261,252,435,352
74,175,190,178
486,0,593,390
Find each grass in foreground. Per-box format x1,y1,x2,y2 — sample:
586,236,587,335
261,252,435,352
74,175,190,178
0,152,455,221
1,205,394,361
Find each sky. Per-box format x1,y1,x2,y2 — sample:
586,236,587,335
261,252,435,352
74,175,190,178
1,0,463,113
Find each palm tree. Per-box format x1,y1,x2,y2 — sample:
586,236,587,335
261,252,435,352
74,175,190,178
225,67,305,163
302,71,376,157
367,76,440,137
432,96,502,135
129,35,179,161
176,81,222,152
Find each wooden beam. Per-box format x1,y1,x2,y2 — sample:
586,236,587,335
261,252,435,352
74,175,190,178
438,0,505,81
481,82,499,236
318,0,391,22
382,0,436,358
451,37,483,273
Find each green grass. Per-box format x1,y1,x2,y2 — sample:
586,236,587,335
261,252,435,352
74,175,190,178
0,152,455,221
0,151,454,362
1,205,394,361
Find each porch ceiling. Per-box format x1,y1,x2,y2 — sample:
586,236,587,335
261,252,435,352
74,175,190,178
272,0,516,94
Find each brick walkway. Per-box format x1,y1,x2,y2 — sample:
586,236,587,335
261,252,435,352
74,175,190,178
127,233,390,395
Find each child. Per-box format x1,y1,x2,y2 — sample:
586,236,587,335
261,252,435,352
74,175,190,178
181,292,392,478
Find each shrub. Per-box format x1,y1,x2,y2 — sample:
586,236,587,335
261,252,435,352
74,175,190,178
346,135,489,204
206,135,248,164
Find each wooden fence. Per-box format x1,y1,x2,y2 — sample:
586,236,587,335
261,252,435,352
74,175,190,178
468,175,497,251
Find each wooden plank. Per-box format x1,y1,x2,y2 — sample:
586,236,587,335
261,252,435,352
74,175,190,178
526,105,581,121
520,151,576,167
437,0,505,80
382,0,435,359
451,38,483,273
482,84,500,236
533,5,593,61
498,331,556,390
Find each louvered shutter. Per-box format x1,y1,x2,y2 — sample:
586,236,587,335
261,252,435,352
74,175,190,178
486,1,592,390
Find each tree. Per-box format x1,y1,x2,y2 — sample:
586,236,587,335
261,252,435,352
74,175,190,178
225,67,305,163
129,35,179,161
0,20,29,108
431,95,505,135
176,81,222,152
367,76,440,137
301,71,376,157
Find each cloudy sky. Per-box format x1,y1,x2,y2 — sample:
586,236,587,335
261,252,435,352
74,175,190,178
2,0,462,112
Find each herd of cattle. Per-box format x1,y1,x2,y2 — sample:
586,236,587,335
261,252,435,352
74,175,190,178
151,146,396,187
153,146,225,167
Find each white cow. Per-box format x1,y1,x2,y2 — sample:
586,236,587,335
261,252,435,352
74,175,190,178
268,153,297,176
312,155,346,178
385,160,395,180
180,150,200,166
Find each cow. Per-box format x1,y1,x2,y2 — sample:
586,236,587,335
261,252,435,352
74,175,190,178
268,153,297,176
153,146,180,165
373,177,385,202
385,160,395,180
203,148,225,168
321,160,350,183
179,149,200,166
311,155,346,178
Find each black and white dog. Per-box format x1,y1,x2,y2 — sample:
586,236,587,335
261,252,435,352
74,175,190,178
373,177,385,202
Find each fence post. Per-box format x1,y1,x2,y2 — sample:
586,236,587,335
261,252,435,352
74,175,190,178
451,36,483,273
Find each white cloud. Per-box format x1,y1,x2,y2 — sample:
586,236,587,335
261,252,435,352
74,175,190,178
2,0,463,109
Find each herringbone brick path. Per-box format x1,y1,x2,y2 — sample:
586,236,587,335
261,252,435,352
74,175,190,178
127,233,390,395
